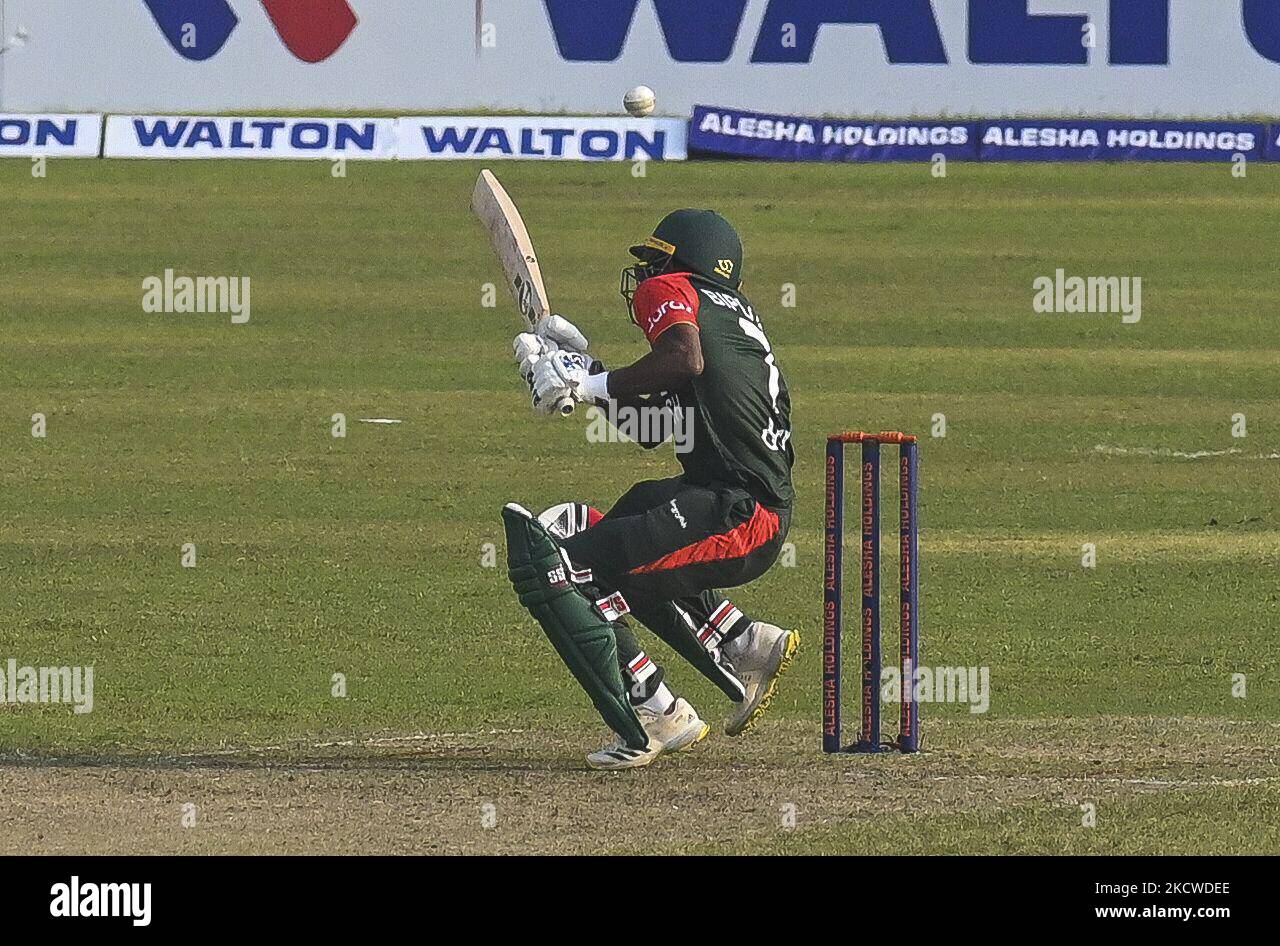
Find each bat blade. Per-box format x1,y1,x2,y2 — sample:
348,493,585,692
471,169,550,330
471,170,573,415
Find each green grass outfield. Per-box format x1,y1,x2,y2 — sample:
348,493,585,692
1,159,1277,854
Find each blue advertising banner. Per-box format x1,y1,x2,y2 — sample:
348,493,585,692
1265,126,1280,161
690,107,1268,164
977,120,1265,162
689,106,976,163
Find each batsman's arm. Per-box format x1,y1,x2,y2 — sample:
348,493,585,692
585,323,703,400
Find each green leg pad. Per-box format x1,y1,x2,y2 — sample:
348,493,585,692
502,505,649,751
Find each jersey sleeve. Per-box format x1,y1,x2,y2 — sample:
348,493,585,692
633,273,701,346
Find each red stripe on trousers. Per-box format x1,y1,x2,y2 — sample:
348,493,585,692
629,503,780,575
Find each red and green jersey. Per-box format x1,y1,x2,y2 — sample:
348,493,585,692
633,272,794,508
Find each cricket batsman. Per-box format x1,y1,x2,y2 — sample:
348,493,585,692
503,209,797,769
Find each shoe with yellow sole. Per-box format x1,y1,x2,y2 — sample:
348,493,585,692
723,623,799,736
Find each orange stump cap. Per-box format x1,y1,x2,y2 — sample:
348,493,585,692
827,430,916,444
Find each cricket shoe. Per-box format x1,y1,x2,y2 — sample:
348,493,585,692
587,697,710,771
722,623,800,737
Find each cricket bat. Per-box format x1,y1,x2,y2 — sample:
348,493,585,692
471,169,574,417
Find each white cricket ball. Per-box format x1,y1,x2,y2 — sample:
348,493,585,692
624,86,656,118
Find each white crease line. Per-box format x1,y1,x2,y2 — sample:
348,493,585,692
312,730,527,749
926,774,1280,788
1094,444,1278,461
166,729,528,758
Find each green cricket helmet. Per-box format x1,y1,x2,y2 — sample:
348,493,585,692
621,209,743,320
